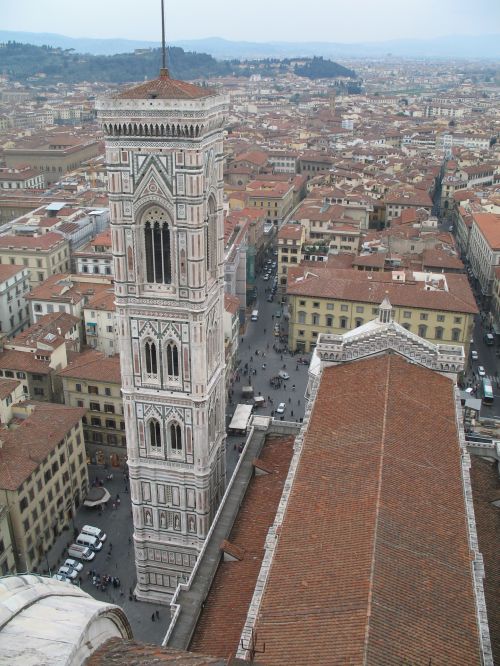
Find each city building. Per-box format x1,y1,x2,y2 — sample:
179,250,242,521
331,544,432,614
0,264,31,338
0,166,45,191
26,273,112,323
4,132,102,186
467,212,500,304
96,67,228,603
0,504,16,576
58,350,125,466
246,179,294,225
286,263,477,353
0,232,70,288
276,223,304,294
74,228,113,276
83,288,117,355
0,401,87,572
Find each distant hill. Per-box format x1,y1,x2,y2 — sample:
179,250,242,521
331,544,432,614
0,42,232,84
0,42,357,86
0,30,499,59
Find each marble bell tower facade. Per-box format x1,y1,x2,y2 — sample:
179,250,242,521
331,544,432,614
97,70,228,603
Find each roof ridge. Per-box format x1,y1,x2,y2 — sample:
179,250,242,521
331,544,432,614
362,354,392,665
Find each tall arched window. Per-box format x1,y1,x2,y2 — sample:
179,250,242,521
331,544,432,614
435,326,444,340
170,422,182,452
166,341,179,378
149,419,161,448
144,339,157,375
143,207,171,284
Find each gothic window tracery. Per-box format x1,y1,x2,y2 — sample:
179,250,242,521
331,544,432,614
170,421,182,452
144,339,158,375
165,340,179,379
143,207,172,284
149,418,162,449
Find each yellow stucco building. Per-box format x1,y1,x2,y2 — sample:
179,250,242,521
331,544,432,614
286,264,477,353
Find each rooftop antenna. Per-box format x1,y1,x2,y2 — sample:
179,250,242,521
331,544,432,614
160,0,169,76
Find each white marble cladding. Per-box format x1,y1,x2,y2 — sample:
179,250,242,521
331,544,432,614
454,388,493,665
316,325,465,378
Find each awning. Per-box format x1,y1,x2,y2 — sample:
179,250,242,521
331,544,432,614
83,486,110,508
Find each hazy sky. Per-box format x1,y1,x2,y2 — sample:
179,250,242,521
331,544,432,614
3,0,499,43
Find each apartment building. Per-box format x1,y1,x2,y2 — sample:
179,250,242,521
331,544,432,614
0,379,25,426
4,134,102,186
0,166,45,191
58,351,125,466
0,401,87,572
384,189,433,225
277,223,305,294
74,229,113,276
286,264,477,353
247,180,294,225
467,212,500,302
0,264,31,338
83,289,117,355
26,273,112,323
0,232,70,289
0,504,16,576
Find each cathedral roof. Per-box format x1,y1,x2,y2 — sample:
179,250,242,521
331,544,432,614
116,69,216,101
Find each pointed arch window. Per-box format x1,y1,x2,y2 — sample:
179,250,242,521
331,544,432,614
144,207,172,284
144,339,158,375
166,341,179,378
170,422,182,452
149,419,162,448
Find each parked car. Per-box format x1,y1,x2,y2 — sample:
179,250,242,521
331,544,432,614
64,558,83,573
276,402,286,414
263,274,270,281
58,565,78,580
471,350,479,361
52,573,71,583
267,294,274,302
278,370,290,380
478,366,486,377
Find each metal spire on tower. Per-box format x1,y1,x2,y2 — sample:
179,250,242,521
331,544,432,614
160,0,169,76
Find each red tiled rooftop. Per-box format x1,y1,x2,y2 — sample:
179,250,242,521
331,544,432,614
0,402,85,490
189,435,294,659
253,355,483,664
57,349,121,384
116,70,216,101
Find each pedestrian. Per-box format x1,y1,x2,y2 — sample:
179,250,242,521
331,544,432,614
155,610,160,620
117,497,121,506
152,613,155,622
291,410,294,417
298,399,301,406
264,328,266,334
112,502,116,510
288,397,292,403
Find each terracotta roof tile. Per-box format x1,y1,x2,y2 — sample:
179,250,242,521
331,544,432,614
87,637,248,665
57,349,121,384
286,264,478,314
0,402,85,490
116,70,216,101
253,355,483,664
190,435,294,659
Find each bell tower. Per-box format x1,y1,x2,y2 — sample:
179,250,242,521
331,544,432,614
96,69,228,603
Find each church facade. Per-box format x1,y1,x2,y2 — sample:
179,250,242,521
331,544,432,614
96,70,228,602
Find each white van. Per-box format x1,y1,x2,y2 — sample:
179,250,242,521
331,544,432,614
81,524,107,542
76,533,103,552
67,543,96,561
251,310,259,321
